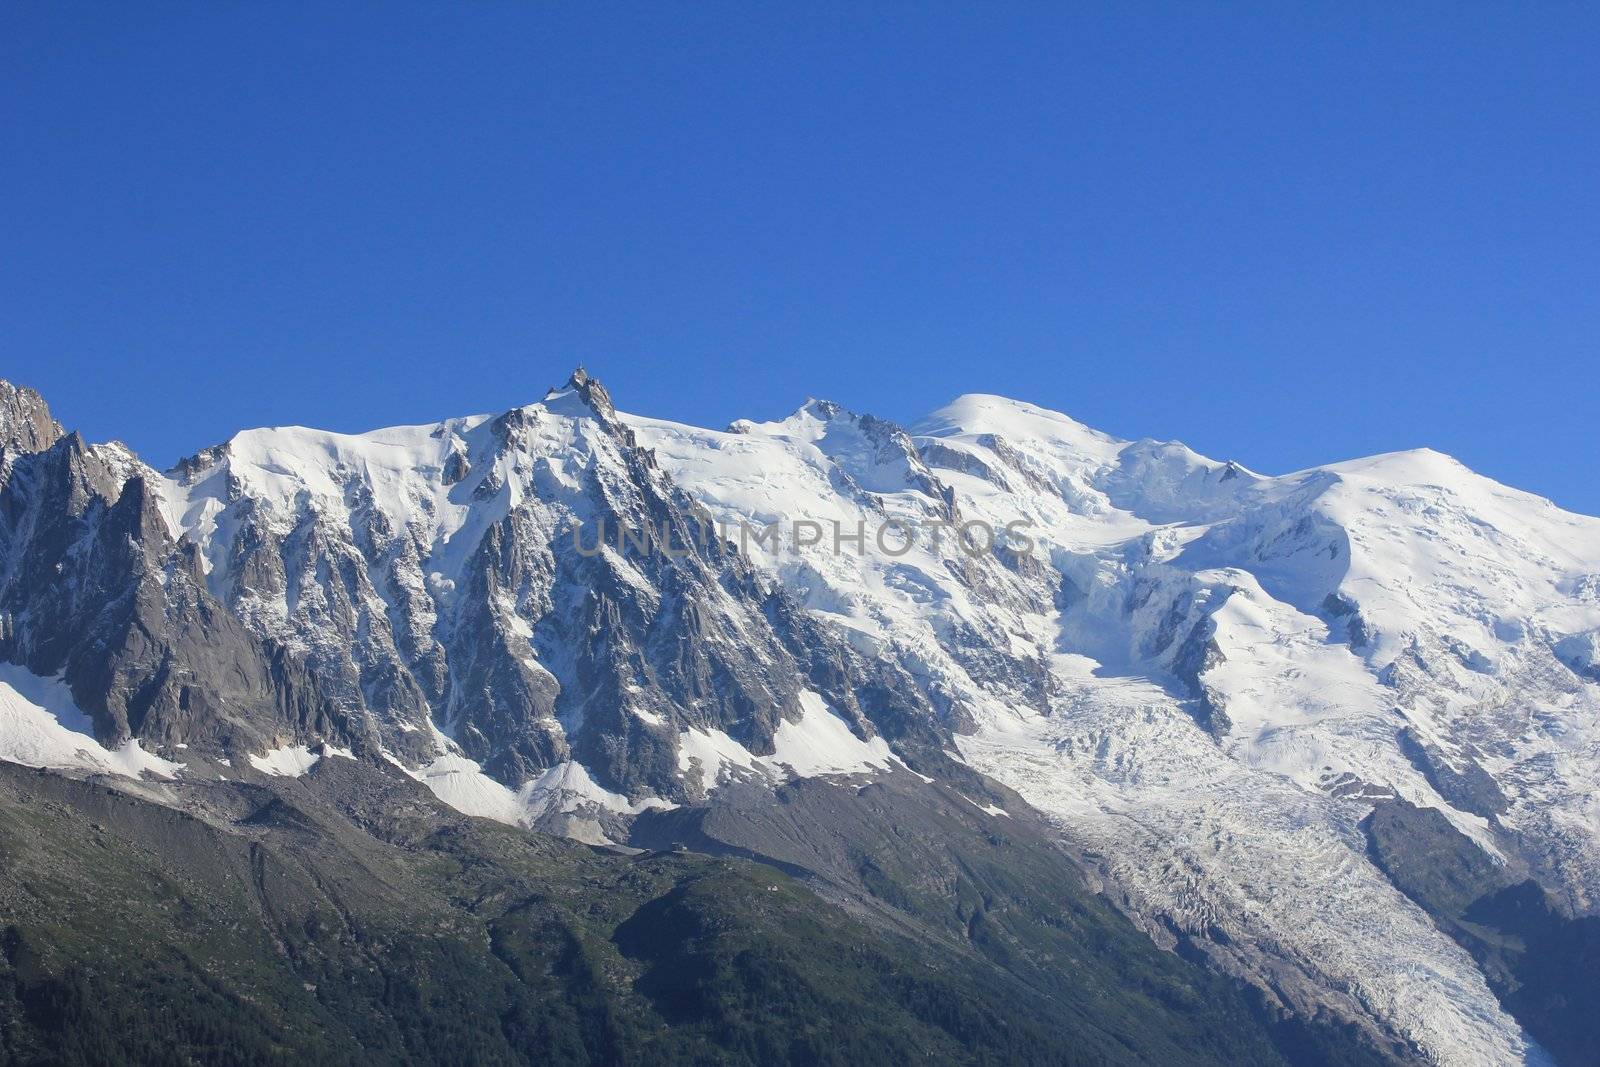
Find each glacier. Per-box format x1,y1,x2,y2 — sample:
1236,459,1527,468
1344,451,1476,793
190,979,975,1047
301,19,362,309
4,369,1597,1064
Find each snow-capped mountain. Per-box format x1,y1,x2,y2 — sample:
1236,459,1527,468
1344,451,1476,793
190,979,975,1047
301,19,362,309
1,372,939,839
2,369,1596,1065
637,393,1600,1065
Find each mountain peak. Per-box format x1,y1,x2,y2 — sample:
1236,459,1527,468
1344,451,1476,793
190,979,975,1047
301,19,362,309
0,379,64,454
797,397,843,420
724,397,853,441
547,365,617,420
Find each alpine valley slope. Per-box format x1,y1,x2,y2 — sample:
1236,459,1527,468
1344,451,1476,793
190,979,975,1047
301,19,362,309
2,370,1597,1065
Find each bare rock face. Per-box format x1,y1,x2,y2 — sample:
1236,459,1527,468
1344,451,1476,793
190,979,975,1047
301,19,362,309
0,390,367,762
0,380,62,454
0,368,936,808
144,367,934,802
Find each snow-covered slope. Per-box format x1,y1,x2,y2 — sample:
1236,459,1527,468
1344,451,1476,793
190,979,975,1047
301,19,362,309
0,663,183,779
632,392,1600,1066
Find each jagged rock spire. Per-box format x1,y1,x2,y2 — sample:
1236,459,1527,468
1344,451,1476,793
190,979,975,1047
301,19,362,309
0,379,63,454
563,365,616,420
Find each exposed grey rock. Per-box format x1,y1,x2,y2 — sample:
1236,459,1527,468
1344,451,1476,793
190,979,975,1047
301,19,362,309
1163,591,1235,736
0,428,367,761
1323,591,1372,649
1396,725,1509,819
105,370,942,804
1363,799,1600,1065
0,380,61,455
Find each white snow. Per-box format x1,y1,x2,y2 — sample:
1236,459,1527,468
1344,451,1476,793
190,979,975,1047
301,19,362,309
410,750,525,822
677,724,760,787
396,725,675,834
767,691,894,777
0,664,184,780
675,692,892,794
521,760,676,819
248,744,322,778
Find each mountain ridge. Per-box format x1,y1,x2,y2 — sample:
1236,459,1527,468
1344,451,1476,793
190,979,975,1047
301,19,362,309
3,368,1596,1064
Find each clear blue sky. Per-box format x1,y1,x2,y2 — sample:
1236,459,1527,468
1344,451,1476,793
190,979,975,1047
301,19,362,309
4,4,1597,512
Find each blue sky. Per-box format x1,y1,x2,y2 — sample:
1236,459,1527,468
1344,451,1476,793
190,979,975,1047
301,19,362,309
4,4,1597,512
